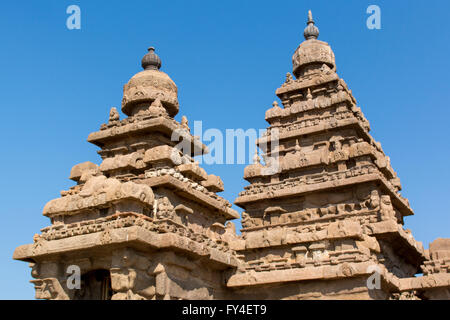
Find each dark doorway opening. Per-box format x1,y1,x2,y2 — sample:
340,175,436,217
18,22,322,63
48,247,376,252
74,269,113,300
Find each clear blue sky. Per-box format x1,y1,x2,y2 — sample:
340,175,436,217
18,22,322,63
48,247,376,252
1,1,449,299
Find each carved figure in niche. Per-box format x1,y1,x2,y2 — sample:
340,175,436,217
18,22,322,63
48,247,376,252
221,221,236,243
156,197,174,219
283,140,308,171
369,189,380,209
329,136,348,162
380,195,396,221
294,140,307,166
148,98,168,117
243,211,257,228
110,268,142,300
108,107,120,123
109,250,147,300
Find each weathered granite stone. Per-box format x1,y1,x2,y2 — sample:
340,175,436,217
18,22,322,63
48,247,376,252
13,11,450,300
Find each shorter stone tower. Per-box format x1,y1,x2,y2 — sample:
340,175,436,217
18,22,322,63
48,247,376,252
13,48,240,300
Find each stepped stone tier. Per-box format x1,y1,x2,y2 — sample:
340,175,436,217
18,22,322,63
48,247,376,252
14,11,450,300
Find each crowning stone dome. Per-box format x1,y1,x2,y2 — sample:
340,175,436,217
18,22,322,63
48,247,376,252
303,10,319,40
292,11,336,78
141,47,162,70
122,47,179,117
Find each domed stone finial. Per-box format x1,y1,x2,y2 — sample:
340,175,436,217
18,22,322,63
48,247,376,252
304,10,319,40
123,46,179,117
141,46,162,70
292,11,335,78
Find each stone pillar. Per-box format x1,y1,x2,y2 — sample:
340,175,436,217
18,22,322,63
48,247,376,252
110,248,157,300
29,261,69,300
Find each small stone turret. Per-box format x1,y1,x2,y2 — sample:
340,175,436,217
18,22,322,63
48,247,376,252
292,11,336,78
122,47,179,117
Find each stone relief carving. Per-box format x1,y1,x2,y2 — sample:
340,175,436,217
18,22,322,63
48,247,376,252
30,278,69,300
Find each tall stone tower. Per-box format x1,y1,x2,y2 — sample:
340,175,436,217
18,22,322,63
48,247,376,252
13,48,240,300
229,11,448,299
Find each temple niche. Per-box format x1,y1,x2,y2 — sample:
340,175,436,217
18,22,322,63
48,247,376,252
13,12,450,300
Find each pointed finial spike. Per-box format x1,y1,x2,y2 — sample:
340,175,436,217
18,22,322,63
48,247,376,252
304,10,319,40
308,10,313,22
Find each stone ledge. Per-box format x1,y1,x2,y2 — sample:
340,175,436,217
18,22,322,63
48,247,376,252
275,72,339,95
227,261,375,288
399,273,450,291
13,226,239,269
87,116,207,156
367,220,426,259
257,117,368,147
235,172,412,217
238,221,364,251
143,174,240,219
